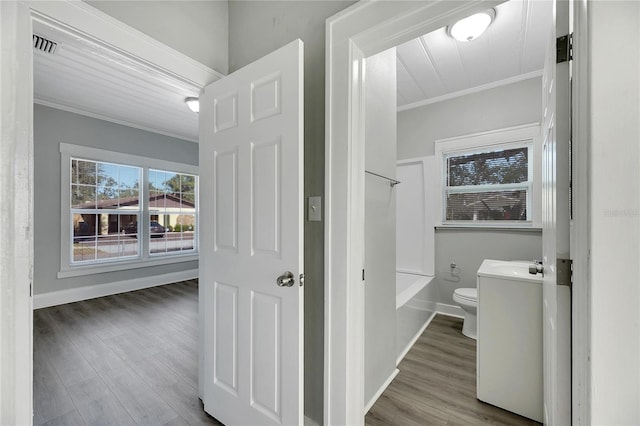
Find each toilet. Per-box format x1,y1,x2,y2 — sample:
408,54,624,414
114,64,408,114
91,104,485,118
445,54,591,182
453,287,478,339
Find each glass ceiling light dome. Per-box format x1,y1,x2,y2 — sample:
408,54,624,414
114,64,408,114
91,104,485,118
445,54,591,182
185,97,200,113
448,9,496,42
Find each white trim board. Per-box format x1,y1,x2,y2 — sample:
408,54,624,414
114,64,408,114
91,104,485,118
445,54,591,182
0,2,34,423
27,0,223,87
436,303,464,319
397,70,543,112
34,268,198,309
569,2,590,423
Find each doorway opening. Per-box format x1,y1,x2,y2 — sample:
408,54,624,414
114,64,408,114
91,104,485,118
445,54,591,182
325,0,584,424
22,3,218,424
362,1,550,422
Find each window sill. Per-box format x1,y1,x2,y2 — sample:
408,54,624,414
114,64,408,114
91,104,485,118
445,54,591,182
58,253,199,278
435,225,542,232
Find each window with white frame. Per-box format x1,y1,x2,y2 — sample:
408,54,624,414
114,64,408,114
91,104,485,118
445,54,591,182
71,158,142,263
61,144,198,277
148,169,197,255
435,124,541,227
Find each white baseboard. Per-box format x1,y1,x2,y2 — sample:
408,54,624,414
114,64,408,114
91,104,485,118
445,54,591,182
436,302,465,318
364,368,399,415
396,310,437,366
33,269,198,309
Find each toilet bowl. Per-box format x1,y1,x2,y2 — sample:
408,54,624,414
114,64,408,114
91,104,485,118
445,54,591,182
453,287,478,339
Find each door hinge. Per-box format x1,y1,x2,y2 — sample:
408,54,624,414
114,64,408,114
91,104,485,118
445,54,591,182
557,34,573,63
557,258,572,288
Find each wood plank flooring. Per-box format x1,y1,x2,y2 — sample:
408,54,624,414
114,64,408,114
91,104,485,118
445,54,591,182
36,283,540,425
33,280,221,426
366,315,541,426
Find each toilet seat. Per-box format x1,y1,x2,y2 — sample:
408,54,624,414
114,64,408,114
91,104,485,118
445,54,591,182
454,287,477,303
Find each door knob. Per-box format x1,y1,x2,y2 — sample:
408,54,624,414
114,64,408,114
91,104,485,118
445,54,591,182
276,271,296,287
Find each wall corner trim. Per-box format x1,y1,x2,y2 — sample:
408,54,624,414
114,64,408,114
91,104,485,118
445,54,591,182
33,269,198,309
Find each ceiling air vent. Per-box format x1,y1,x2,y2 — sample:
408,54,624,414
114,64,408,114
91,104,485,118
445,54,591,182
33,34,58,54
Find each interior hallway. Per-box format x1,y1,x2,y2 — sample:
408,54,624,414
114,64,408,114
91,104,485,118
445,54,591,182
33,280,220,426
366,315,540,426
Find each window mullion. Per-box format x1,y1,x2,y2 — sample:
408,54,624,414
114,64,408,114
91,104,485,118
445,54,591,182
142,167,150,260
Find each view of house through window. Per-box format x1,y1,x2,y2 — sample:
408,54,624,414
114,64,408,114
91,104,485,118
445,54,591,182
70,158,197,265
71,158,141,263
444,146,531,222
148,169,196,254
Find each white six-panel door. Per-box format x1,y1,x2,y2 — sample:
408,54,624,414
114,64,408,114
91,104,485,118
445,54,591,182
199,39,304,426
541,1,571,424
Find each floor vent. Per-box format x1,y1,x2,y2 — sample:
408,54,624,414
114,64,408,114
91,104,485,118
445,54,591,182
33,34,58,54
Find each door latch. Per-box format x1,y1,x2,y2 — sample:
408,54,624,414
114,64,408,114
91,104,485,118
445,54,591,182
529,260,543,275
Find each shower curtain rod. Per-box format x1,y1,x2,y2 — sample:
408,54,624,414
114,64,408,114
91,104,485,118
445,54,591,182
365,170,401,187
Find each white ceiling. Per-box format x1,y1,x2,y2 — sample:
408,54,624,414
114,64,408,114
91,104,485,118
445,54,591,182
33,19,201,142
33,0,551,142
396,0,552,110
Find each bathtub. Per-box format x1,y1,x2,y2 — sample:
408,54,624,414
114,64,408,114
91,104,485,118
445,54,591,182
396,272,437,365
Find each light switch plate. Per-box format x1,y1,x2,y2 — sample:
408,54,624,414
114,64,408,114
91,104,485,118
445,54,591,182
308,196,322,221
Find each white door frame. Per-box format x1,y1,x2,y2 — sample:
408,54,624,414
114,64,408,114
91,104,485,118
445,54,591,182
324,1,590,424
569,1,590,423
1,1,220,422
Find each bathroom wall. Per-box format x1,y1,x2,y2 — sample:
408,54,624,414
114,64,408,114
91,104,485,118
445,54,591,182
397,78,543,306
398,78,542,158
436,229,541,306
363,48,397,407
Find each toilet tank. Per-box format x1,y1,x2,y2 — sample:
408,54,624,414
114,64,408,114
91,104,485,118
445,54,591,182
476,259,543,422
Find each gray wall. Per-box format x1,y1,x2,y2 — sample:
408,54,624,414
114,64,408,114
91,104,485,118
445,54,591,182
87,0,229,74
397,79,544,305
436,229,541,305
398,77,543,158
227,1,355,423
34,104,199,295
363,48,397,406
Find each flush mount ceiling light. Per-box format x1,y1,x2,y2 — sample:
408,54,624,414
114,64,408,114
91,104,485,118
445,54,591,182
448,9,495,42
185,97,200,113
